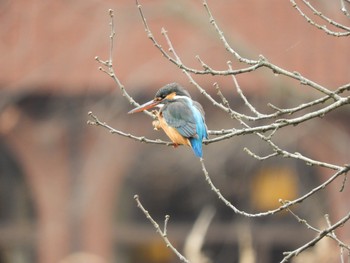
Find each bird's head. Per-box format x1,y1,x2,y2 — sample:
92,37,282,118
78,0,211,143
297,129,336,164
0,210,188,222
128,83,191,114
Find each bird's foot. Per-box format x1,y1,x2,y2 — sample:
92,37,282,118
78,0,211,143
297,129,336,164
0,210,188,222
152,120,161,130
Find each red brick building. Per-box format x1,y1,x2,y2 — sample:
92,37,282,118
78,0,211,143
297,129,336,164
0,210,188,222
0,1,349,263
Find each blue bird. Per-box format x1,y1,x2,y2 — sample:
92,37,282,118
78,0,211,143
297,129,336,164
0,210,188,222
128,83,208,157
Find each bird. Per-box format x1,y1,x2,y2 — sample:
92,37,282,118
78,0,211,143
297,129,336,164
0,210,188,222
128,83,208,158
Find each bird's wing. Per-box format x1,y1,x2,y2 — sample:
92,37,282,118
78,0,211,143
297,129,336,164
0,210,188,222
193,101,208,139
193,101,205,117
161,100,197,138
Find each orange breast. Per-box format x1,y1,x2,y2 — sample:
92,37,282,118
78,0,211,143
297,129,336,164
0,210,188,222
155,112,190,147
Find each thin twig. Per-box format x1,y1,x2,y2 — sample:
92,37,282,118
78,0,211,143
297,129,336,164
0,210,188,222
281,202,350,252
207,95,350,145
87,112,172,146
290,0,350,36
244,148,279,160
199,158,349,217
134,195,190,263
227,61,267,118
203,0,343,99
92,3,350,262
340,0,350,17
340,166,349,192
202,0,258,65
95,8,154,118
281,211,350,262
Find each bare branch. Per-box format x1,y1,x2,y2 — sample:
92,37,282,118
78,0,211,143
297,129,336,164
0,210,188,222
227,61,267,118
87,111,172,146
290,0,350,36
96,8,154,118
340,0,350,17
202,0,258,65
91,3,350,261
281,202,350,253
202,0,344,99
207,95,350,145
134,195,190,263
244,148,279,161
199,158,349,217
281,211,350,262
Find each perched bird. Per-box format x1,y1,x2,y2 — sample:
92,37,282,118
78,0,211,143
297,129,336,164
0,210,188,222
128,83,208,158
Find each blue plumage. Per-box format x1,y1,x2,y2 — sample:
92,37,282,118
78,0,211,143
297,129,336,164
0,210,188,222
128,83,208,158
162,94,207,157
188,104,208,158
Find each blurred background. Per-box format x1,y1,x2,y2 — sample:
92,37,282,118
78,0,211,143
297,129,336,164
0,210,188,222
0,0,349,263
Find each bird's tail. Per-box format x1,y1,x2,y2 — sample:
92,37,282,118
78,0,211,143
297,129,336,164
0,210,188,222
189,137,203,158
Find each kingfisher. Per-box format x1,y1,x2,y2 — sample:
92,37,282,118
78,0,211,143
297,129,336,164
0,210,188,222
128,83,208,158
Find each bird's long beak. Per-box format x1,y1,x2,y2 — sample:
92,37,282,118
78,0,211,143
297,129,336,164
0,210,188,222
128,99,161,114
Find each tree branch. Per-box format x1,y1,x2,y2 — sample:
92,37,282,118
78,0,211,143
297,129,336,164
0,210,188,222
134,195,190,263
90,3,350,262
290,0,350,36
